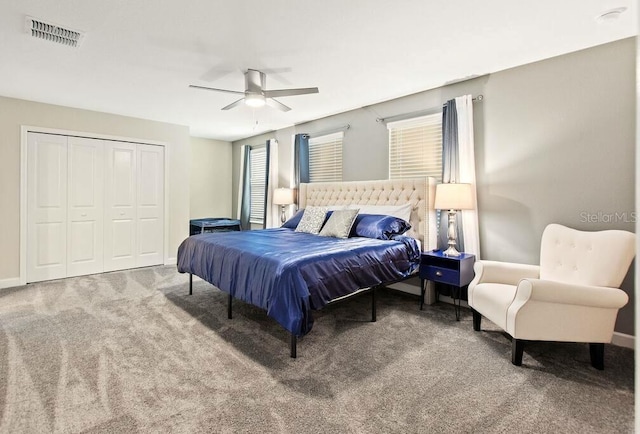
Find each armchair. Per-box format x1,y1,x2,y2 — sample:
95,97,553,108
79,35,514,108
468,224,635,369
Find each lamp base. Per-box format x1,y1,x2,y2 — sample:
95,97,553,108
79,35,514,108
280,205,287,224
444,209,461,256
443,245,461,257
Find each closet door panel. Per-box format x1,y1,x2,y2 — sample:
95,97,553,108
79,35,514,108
136,144,164,267
67,137,104,277
27,133,68,282
104,142,137,272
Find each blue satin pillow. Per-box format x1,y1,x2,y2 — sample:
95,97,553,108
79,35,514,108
282,209,305,229
350,214,411,240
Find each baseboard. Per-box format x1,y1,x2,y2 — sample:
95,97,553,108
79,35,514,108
387,282,419,296
611,332,634,349
165,257,177,266
0,278,21,290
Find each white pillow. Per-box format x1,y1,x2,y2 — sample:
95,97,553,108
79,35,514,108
347,203,412,223
295,206,328,234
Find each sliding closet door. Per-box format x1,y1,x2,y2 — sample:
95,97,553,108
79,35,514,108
67,137,104,277
27,133,68,282
136,144,164,267
104,142,137,272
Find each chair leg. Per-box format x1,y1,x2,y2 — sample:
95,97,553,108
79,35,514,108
590,343,605,370
472,309,481,331
511,339,524,366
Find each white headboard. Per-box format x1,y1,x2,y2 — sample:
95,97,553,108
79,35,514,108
299,178,437,251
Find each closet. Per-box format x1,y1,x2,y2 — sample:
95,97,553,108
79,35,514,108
26,132,164,283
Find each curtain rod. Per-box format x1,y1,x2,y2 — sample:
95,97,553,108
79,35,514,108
305,124,351,138
376,95,484,124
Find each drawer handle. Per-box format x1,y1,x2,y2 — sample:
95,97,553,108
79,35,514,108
435,271,443,277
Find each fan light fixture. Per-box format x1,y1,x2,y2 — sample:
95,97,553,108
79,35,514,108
245,93,266,108
189,69,318,112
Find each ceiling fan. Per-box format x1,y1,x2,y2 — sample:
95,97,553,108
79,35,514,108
189,69,319,112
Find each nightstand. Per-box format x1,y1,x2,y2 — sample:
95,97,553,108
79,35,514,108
420,251,475,320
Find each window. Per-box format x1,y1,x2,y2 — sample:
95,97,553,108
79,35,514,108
249,147,266,224
309,132,343,182
388,113,442,181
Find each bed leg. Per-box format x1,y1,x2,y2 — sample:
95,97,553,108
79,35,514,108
189,273,193,295
228,294,232,319
371,286,377,322
290,333,297,358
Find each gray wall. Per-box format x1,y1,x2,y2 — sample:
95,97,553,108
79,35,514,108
190,137,233,219
0,96,192,282
233,38,636,335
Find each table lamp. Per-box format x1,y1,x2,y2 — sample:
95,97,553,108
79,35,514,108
273,188,295,224
434,183,474,256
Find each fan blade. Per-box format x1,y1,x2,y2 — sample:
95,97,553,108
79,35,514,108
221,98,245,110
266,98,291,112
263,87,319,98
189,84,245,95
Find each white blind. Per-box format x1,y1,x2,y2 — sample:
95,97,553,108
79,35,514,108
388,113,442,181
249,147,266,224
309,132,343,183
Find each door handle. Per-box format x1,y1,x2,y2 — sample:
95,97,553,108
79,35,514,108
120,212,125,216
81,213,87,217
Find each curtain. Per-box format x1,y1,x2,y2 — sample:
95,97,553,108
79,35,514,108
438,95,480,257
438,99,464,251
455,95,480,257
263,139,279,228
237,145,251,230
293,133,309,206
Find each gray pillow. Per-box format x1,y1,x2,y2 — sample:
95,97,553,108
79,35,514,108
295,206,328,234
319,209,360,238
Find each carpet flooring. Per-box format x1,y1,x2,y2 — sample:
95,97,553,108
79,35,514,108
0,266,633,433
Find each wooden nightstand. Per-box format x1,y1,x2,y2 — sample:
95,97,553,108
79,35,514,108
420,250,475,320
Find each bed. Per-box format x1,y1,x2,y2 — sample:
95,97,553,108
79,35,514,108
177,178,437,357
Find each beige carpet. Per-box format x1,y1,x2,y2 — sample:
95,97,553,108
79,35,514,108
0,266,633,433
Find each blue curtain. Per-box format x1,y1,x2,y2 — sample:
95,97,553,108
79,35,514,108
239,146,251,230
261,140,271,229
294,133,309,186
438,99,465,251
293,134,309,208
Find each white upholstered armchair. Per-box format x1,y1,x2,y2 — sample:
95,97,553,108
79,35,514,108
468,224,635,370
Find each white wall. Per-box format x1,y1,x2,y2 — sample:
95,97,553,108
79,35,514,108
190,137,233,219
0,96,191,282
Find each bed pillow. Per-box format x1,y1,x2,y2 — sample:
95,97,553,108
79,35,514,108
347,203,412,223
295,206,328,234
350,214,412,240
282,209,305,229
319,208,360,238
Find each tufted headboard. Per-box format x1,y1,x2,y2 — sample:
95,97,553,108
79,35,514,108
299,178,437,251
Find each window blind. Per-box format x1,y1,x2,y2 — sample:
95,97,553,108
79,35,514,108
388,113,442,181
249,147,266,224
309,132,343,183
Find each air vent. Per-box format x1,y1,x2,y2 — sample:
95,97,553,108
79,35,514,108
25,16,84,47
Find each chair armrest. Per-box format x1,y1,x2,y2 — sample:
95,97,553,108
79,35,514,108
471,260,540,286
516,278,629,309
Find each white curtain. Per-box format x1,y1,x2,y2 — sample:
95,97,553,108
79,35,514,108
455,95,480,258
264,139,279,228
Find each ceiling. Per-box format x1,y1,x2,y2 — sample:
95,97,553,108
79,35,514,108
0,1,636,142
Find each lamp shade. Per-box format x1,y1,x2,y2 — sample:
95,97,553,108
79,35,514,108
434,183,474,210
273,188,295,205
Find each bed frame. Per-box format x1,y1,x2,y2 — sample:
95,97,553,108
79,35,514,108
189,177,437,358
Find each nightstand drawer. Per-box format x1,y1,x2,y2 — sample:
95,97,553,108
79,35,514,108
421,265,459,286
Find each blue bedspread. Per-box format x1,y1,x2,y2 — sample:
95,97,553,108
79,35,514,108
176,228,420,336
